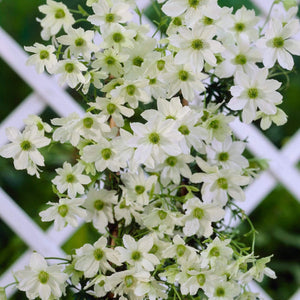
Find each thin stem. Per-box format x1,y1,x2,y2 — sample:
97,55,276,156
4,282,17,289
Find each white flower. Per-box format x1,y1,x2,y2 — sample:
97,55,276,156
57,27,98,60
39,0,75,40
191,157,250,204
121,168,157,206
110,78,151,109
52,162,91,198
161,63,207,102
229,6,259,41
82,137,126,172
256,107,287,130
205,279,240,300
90,96,134,127
257,18,300,70
83,188,118,233
88,0,132,29
200,237,233,268
129,119,182,169
15,253,68,300
169,23,224,73
146,154,193,186
228,67,282,124
55,59,87,88
101,23,136,51
74,236,119,277
0,126,50,177
215,35,262,78
142,206,183,236
39,198,86,231
24,43,57,73
92,48,128,77
115,234,160,271
108,269,150,299
182,197,225,237
162,235,198,264
206,137,249,170
24,115,52,134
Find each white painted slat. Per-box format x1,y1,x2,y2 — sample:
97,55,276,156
0,27,84,118
0,94,46,146
0,188,65,258
231,119,300,201
290,289,300,300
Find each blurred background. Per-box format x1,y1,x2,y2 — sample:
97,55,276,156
0,0,299,299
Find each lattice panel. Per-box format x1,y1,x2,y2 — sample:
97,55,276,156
0,1,299,299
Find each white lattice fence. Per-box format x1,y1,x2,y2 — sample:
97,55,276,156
0,1,299,299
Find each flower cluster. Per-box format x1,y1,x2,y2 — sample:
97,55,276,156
1,0,299,299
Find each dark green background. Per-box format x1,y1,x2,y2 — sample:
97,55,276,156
0,1,299,299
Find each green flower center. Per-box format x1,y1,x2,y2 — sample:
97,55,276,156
65,63,74,73
158,210,167,220
173,17,182,26
218,152,229,162
201,110,210,122
176,244,186,257
193,207,204,219
55,9,65,19
107,103,117,114
126,84,136,96
197,274,206,286
217,177,228,189
105,13,115,23
166,115,176,120
208,119,220,129
203,16,213,25
119,200,127,209
210,246,220,257
38,271,49,284
178,70,189,81
37,122,44,130
131,251,141,261
101,148,112,160
148,132,160,144
178,125,190,135
235,54,247,65
94,199,105,211
112,32,124,43
149,78,157,85
135,185,145,195
157,59,165,71
188,0,200,8
215,287,225,296
235,22,245,32
149,244,158,254
66,173,76,183
58,204,68,217
247,88,259,99
191,39,204,50
98,280,105,287
124,275,134,287
39,50,49,60
105,56,116,65
272,37,285,48
83,117,93,128
133,56,144,67
75,37,85,47
94,248,104,261
20,140,32,151
166,156,177,167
